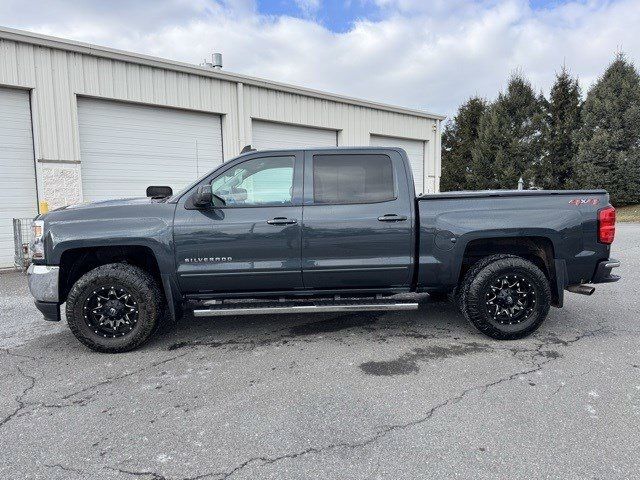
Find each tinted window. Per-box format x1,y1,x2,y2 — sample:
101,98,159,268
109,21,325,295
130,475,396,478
313,154,395,204
211,156,294,206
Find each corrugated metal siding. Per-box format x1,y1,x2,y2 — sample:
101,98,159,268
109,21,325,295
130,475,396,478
0,37,441,198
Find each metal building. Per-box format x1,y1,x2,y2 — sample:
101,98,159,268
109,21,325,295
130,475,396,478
0,26,444,268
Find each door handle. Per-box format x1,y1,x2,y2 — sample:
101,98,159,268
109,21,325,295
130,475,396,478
378,214,407,222
267,217,297,225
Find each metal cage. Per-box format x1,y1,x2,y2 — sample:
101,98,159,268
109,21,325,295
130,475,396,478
13,218,33,271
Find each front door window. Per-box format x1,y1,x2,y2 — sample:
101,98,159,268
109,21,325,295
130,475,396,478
211,156,294,207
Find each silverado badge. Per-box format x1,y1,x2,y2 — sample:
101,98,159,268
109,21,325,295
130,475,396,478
184,257,232,263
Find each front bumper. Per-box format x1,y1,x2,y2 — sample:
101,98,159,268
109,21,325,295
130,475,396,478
34,300,61,322
27,264,61,321
592,258,621,284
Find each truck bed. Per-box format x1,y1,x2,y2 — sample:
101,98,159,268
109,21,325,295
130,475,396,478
416,189,612,295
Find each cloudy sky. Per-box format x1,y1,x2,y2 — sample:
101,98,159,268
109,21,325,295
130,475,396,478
1,0,639,117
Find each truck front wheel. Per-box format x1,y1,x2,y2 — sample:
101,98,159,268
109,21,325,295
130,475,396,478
66,263,163,353
460,254,551,340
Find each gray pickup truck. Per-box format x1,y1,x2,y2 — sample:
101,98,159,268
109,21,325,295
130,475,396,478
27,147,620,352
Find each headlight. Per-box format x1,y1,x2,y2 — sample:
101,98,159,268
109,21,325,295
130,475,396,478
31,220,45,260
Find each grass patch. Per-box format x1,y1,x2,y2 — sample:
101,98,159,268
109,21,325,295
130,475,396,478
616,204,640,222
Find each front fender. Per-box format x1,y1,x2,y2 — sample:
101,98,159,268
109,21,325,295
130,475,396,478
43,204,177,274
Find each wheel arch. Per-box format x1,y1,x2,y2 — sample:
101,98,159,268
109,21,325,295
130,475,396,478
58,245,180,319
458,236,561,307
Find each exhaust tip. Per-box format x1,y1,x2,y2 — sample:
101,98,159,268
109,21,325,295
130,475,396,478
566,285,595,296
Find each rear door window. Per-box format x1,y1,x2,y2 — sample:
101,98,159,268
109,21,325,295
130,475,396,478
312,154,395,204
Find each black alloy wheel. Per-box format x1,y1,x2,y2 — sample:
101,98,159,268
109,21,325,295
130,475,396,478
83,285,139,338
484,274,535,325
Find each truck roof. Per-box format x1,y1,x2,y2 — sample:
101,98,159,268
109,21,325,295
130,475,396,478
238,146,405,156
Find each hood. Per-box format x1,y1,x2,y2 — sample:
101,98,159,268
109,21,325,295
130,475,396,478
58,197,163,211
39,196,172,223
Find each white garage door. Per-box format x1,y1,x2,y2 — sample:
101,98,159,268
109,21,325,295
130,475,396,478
252,120,337,150
370,135,427,194
78,98,223,202
0,88,37,268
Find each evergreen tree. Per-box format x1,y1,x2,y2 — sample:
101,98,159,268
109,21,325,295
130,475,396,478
541,67,582,189
470,73,546,189
440,97,487,191
573,53,640,206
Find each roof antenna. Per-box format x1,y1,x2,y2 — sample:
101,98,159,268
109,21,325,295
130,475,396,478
241,145,256,154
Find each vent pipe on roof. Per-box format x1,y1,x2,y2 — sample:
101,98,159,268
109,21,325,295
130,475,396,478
200,53,223,70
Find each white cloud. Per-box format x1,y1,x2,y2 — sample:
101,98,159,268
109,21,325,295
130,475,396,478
294,0,322,16
1,0,639,117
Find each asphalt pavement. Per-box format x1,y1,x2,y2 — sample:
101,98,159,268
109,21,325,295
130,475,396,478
1,224,638,479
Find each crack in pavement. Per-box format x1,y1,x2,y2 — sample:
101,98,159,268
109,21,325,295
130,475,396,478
106,467,168,479
497,325,608,368
106,466,217,480
210,366,543,479
36,392,99,410
0,365,37,429
0,353,188,428
1,348,38,362
61,353,189,401
209,327,606,479
45,463,86,475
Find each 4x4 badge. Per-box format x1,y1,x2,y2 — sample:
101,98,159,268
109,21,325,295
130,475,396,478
569,198,600,206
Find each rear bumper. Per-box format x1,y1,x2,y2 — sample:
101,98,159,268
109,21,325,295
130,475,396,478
558,258,620,305
27,264,61,321
592,259,621,284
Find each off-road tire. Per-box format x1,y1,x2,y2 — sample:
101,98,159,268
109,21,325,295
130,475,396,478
459,254,551,340
66,263,164,353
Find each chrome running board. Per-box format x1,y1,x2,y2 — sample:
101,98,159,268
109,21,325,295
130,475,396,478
193,302,418,317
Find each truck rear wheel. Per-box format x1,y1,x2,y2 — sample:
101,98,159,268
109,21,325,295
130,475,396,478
66,263,163,353
460,254,551,340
